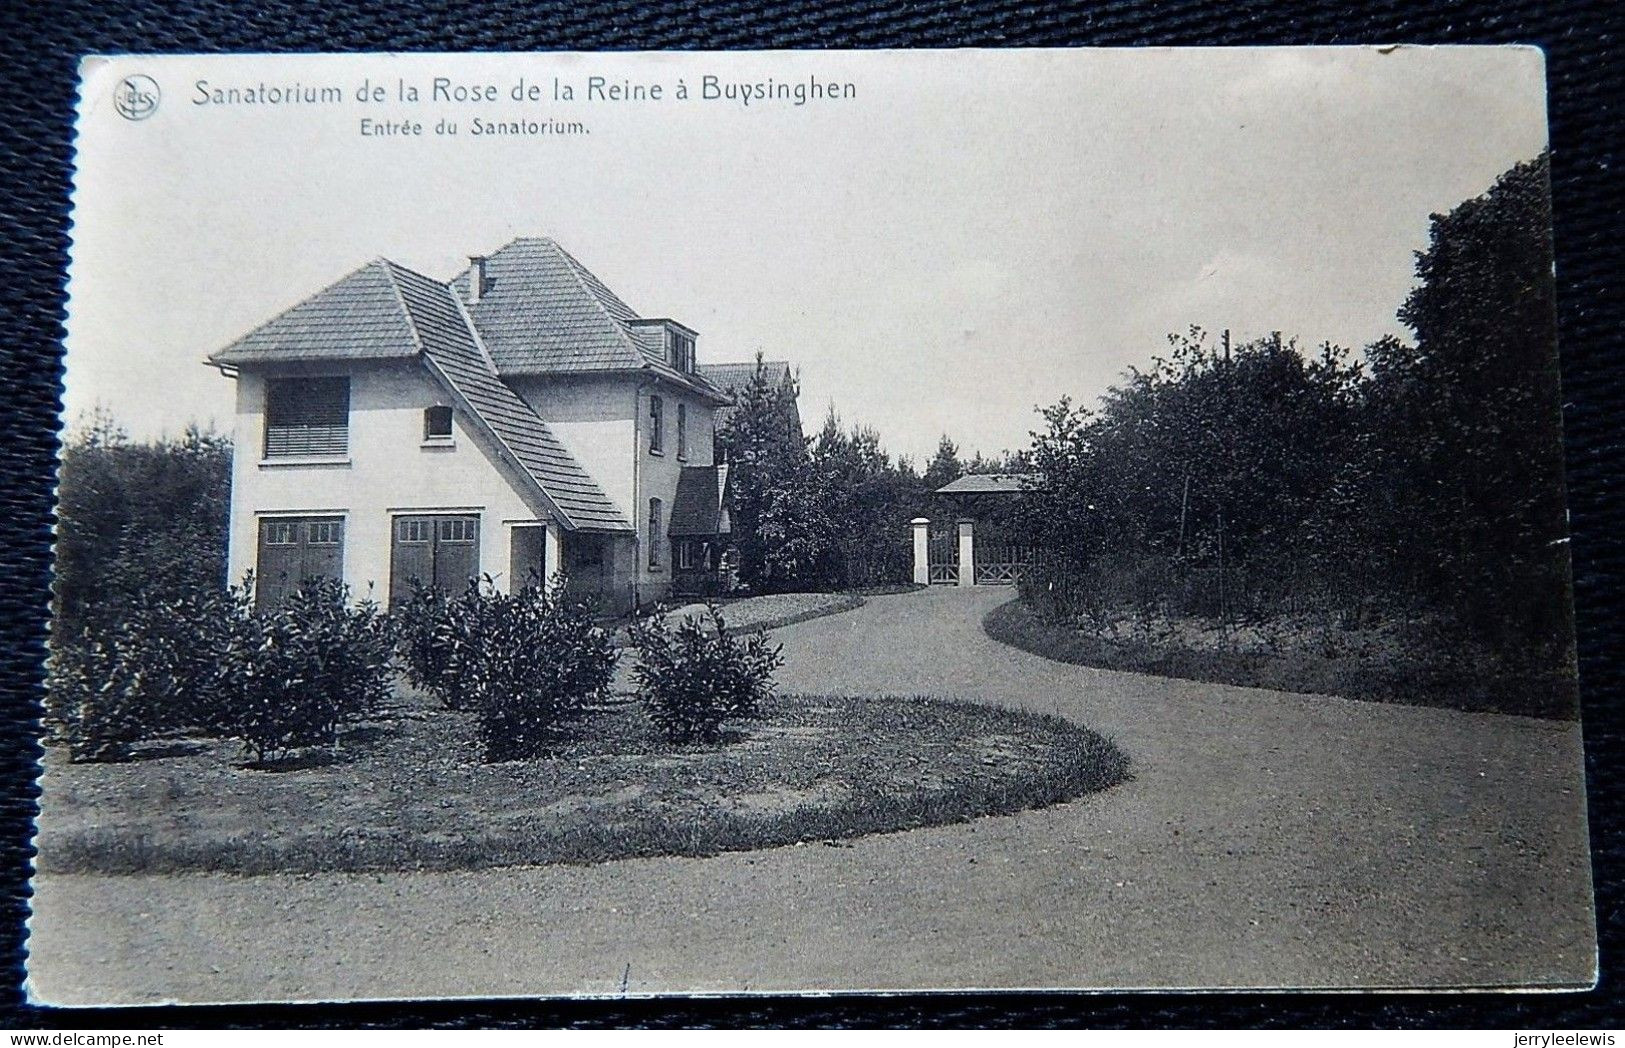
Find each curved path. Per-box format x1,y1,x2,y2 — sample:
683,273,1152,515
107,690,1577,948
28,588,1594,1003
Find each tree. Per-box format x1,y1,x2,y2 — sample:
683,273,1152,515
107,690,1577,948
922,435,963,492
53,419,233,637
715,352,830,591
1369,152,1568,655
811,407,928,587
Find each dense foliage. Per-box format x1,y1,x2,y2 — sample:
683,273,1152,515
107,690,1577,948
718,356,1014,592
714,352,829,592
46,577,394,763
394,576,619,760
230,578,396,763
1017,155,1572,686
630,605,784,744
53,417,231,637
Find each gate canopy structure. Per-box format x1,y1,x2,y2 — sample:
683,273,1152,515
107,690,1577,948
913,472,1037,587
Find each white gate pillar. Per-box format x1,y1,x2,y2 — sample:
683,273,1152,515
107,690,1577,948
957,518,975,587
910,517,931,585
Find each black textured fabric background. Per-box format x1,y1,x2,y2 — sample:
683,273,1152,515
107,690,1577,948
1,0,1620,1029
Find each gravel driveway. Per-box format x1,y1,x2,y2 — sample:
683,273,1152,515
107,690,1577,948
28,587,1595,1003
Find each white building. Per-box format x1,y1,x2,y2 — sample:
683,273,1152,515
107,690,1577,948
209,237,789,613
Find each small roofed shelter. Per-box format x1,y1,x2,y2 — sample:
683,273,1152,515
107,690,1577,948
668,463,735,597
932,473,1038,547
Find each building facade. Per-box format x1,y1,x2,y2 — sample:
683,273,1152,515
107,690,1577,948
210,237,783,613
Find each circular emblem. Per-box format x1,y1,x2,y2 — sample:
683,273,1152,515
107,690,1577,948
113,75,160,121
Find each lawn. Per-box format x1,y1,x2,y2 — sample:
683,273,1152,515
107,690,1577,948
658,591,866,632
984,597,1577,720
37,684,1128,876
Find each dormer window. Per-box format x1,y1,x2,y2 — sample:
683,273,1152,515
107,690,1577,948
668,330,695,372
423,405,454,444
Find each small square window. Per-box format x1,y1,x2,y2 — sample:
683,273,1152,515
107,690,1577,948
424,405,454,442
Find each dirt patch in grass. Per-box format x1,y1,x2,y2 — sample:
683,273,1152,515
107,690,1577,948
984,598,1577,720
36,689,1127,876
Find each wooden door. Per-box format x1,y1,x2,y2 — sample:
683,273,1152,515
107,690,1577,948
432,516,480,591
390,514,481,605
256,516,344,609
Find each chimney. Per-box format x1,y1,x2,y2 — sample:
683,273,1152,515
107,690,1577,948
466,255,487,304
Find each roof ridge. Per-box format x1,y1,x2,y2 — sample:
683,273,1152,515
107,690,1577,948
379,258,581,528
374,258,431,358
208,258,401,365
542,239,647,363
436,263,506,377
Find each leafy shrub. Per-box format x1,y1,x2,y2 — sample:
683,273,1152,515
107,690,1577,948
392,583,460,706
44,587,247,762
630,604,784,744
226,577,396,764
397,576,618,761
47,576,396,765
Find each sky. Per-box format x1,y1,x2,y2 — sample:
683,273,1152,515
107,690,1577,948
66,47,1548,464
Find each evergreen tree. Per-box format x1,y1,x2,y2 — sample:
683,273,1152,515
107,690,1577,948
715,352,829,591
922,435,963,492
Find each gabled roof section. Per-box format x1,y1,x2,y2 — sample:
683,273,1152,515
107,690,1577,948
700,360,798,432
698,359,795,395
450,238,652,374
382,261,632,532
670,465,730,537
209,260,420,365
934,473,1037,496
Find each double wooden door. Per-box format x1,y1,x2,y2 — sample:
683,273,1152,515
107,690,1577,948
390,514,480,605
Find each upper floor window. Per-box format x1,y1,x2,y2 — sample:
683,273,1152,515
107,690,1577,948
423,405,454,443
264,376,349,458
649,395,664,454
677,402,688,460
668,330,695,372
648,497,664,569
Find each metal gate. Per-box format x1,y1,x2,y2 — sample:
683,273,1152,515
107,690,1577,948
974,541,1034,586
927,529,959,585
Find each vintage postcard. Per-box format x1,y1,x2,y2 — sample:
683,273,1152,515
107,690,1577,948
32,47,1593,1004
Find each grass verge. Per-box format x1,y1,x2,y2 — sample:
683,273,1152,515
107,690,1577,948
37,690,1128,876
984,598,1576,720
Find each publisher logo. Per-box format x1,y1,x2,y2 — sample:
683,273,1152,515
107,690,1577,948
113,74,160,121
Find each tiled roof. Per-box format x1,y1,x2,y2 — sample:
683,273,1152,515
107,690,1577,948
210,261,420,365
698,359,793,395
205,239,750,531
450,238,651,373
699,359,796,432
669,465,729,537
383,262,632,532
934,473,1037,495
446,239,730,405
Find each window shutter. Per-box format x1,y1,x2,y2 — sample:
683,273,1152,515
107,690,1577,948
265,377,350,457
